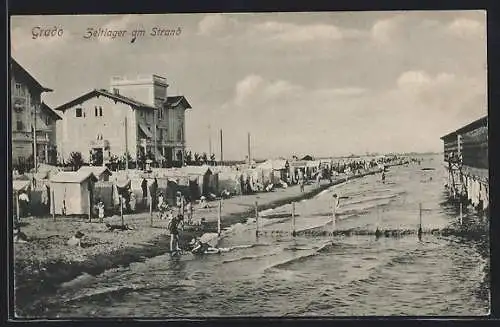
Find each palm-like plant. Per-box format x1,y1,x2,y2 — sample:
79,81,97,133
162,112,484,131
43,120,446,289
68,151,84,171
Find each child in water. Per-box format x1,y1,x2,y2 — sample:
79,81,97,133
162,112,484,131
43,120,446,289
188,237,231,255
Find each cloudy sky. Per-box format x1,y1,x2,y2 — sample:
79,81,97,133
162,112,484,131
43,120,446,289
11,11,487,160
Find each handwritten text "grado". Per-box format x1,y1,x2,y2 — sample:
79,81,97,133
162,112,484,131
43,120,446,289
32,26,64,39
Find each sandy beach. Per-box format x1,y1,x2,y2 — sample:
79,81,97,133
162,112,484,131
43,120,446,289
13,168,384,315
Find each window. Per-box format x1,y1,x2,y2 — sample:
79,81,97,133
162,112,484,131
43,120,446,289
76,108,82,117
45,115,50,125
14,83,22,95
177,127,183,141
16,120,23,131
95,106,98,117
99,106,103,117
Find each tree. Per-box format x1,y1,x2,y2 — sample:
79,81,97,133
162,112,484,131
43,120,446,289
108,154,119,171
185,151,192,165
68,151,84,171
210,153,216,166
90,149,103,166
201,152,208,164
120,152,134,170
194,152,200,165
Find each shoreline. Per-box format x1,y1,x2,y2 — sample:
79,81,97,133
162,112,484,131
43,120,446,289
14,168,384,316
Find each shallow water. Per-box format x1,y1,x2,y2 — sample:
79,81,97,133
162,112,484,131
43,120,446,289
43,154,490,317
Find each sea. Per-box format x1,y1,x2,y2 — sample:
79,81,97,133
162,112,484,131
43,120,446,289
38,154,490,317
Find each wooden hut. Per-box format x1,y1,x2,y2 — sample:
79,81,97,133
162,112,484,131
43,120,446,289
77,166,112,182
49,171,98,216
13,179,31,218
179,166,215,198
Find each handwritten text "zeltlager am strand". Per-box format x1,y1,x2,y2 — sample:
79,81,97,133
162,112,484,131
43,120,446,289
83,27,182,43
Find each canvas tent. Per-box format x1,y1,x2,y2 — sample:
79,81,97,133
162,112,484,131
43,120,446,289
217,171,243,195
78,166,112,181
50,171,98,216
13,180,31,218
179,166,215,198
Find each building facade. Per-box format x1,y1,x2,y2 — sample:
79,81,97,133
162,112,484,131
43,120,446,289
55,75,191,166
110,75,190,163
11,58,61,167
441,116,488,211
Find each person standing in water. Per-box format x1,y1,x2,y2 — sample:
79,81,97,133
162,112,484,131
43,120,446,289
332,193,341,230
381,172,386,183
168,214,183,253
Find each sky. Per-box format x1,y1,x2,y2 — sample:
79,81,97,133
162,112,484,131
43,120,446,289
10,11,487,160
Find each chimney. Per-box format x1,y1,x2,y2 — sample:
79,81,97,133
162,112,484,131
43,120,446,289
113,88,120,95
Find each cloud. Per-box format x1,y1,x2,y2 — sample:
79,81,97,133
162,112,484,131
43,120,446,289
394,70,486,127
233,74,303,106
328,87,367,96
446,18,485,39
255,21,345,42
98,14,139,44
233,74,264,106
197,14,238,36
371,16,402,45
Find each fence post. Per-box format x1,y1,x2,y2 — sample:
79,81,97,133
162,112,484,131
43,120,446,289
459,202,463,226
255,201,259,237
218,199,222,236
291,202,296,237
149,193,153,227
120,195,124,228
16,191,20,223
88,187,92,223
332,197,337,239
418,202,423,240
52,189,55,221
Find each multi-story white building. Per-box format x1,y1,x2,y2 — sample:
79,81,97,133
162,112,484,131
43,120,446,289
11,58,61,167
54,74,192,165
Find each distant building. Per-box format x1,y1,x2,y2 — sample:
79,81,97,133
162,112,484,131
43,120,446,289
11,58,61,166
54,74,192,165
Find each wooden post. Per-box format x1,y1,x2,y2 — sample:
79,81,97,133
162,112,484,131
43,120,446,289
332,199,336,239
247,132,251,165
218,199,222,236
208,124,212,158
291,202,296,237
124,116,129,172
255,201,259,237
120,195,124,228
419,203,422,228
52,189,55,221
220,129,224,165
33,104,38,173
418,202,423,240
88,185,92,223
459,202,463,226
149,193,153,227
181,197,185,216
16,191,20,223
